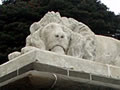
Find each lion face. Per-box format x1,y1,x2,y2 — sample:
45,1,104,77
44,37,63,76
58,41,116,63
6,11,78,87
41,23,70,53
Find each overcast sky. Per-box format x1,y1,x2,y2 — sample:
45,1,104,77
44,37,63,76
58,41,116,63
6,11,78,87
100,0,120,15
0,0,120,15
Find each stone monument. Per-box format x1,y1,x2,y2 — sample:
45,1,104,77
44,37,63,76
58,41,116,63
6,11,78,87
8,11,120,66
1,11,120,90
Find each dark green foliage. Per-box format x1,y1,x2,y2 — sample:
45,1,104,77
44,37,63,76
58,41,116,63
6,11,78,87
0,0,120,64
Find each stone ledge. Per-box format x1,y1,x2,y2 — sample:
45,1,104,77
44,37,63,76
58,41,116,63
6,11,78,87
0,70,120,90
0,50,37,77
36,50,109,77
0,50,120,89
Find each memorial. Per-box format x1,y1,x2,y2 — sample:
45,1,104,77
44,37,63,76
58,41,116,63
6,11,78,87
0,11,120,90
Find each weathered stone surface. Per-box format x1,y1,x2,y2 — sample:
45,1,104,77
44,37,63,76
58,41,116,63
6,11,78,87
4,50,120,80
7,11,120,67
35,50,109,77
8,11,95,62
1,71,119,90
95,35,120,66
33,62,67,75
1,50,120,89
0,50,36,77
109,65,120,79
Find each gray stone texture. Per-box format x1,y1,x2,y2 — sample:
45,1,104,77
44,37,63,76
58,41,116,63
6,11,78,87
8,11,120,67
1,50,120,89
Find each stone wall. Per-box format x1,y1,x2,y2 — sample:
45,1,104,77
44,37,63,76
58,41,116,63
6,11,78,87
0,50,120,90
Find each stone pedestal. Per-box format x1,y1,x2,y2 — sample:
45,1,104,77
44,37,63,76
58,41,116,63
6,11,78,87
0,50,120,90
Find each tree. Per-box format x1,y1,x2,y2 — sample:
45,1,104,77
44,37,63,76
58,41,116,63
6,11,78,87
0,0,120,64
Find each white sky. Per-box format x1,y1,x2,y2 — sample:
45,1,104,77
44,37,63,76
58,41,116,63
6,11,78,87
0,0,120,15
100,0,120,15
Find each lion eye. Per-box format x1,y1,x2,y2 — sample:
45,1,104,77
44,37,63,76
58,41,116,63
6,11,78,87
49,49,51,51
61,35,64,38
55,35,59,38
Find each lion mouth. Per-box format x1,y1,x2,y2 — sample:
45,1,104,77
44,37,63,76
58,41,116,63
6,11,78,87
49,45,65,52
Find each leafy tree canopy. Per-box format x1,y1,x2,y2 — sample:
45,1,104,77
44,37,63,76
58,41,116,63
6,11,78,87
0,0,120,64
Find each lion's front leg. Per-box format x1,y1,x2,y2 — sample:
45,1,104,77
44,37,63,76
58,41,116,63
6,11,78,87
21,46,40,54
8,51,21,60
50,46,65,55
83,37,96,61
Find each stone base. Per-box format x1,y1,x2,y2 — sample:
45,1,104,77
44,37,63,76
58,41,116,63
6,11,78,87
0,50,120,90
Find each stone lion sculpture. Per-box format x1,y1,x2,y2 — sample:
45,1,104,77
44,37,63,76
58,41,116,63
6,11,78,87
8,11,120,66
